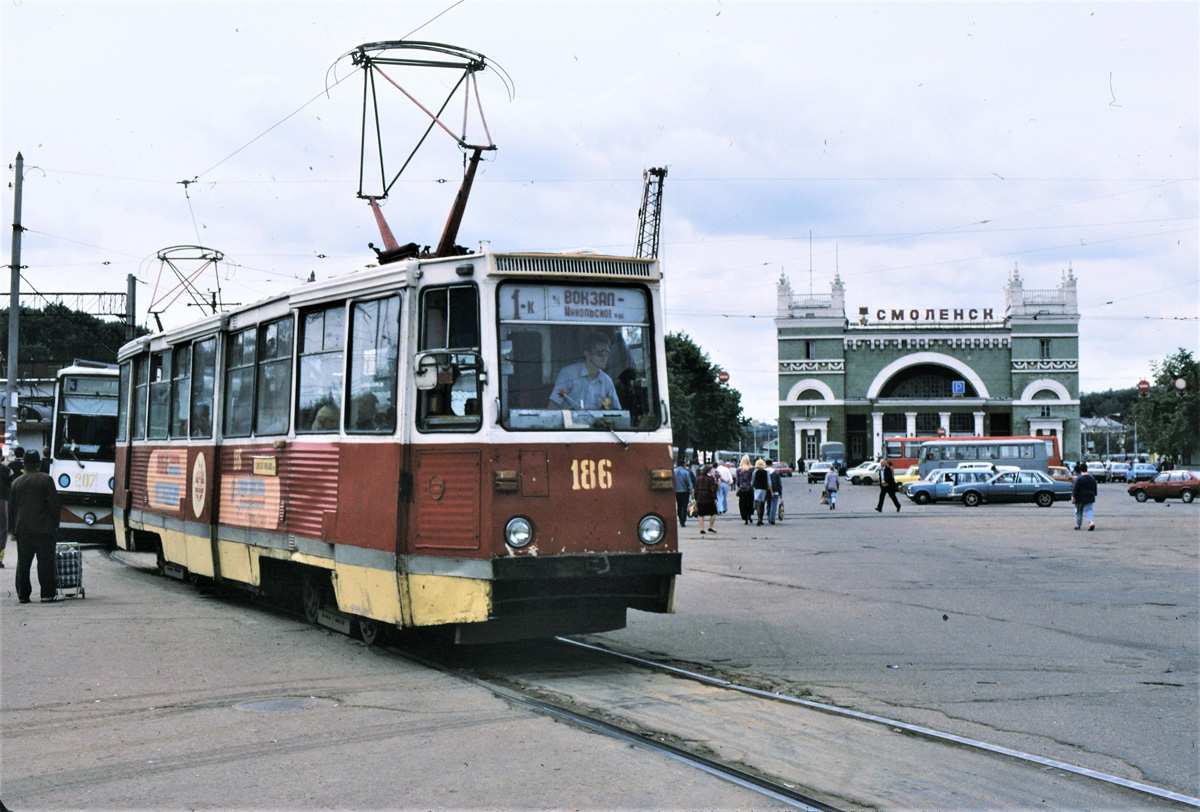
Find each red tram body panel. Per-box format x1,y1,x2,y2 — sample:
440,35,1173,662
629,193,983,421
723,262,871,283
114,251,680,642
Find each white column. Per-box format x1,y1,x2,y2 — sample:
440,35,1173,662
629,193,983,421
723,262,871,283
872,412,884,460
973,411,984,436
939,412,951,435
905,412,917,436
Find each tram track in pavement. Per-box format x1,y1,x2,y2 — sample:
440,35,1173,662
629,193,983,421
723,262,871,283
110,549,1199,810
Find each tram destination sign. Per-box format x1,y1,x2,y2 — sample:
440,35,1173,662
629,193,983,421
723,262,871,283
858,306,996,323
504,284,647,324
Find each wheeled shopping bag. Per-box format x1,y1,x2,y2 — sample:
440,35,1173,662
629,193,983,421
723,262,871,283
55,541,85,599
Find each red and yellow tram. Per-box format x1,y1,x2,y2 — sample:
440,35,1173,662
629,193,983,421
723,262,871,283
113,250,679,643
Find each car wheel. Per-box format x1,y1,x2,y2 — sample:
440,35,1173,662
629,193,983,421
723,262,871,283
1035,491,1053,508
851,476,861,485
863,477,874,486
1134,490,1148,502
1183,490,1196,504
913,491,931,505
963,491,980,507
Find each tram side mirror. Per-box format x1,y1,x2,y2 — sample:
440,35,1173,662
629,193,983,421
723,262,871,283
414,353,442,391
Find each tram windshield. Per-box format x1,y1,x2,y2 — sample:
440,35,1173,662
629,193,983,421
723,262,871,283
55,374,119,462
498,282,661,431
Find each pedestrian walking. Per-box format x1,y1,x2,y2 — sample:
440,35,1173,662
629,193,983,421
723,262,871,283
673,460,696,528
714,462,733,514
766,460,784,524
823,465,839,509
751,459,772,526
735,455,755,525
694,465,719,534
10,450,62,603
0,451,12,567
875,459,901,512
1071,461,1098,531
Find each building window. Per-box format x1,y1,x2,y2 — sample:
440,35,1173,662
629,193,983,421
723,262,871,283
1040,339,1051,359
916,413,940,433
1040,405,1052,418
805,341,815,360
882,413,906,434
949,413,974,434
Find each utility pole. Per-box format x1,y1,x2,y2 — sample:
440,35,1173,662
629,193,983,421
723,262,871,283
126,273,137,341
6,152,23,453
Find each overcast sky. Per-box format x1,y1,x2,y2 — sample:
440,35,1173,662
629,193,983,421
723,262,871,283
3,1,1196,422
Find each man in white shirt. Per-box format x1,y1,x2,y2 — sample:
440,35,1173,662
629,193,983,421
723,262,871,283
714,463,734,513
549,333,621,411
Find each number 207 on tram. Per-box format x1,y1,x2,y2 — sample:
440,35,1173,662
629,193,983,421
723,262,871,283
113,251,680,643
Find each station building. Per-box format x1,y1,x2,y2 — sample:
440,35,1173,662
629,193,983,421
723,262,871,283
776,267,1081,467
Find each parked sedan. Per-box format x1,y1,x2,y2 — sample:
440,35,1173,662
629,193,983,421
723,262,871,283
1128,463,1159,483
771,461,793,477
807,461,833,483
845,461,882,485
906,469,992,504
950,469,1073,507
894,464,921,490
1106,462,1130,483
1128,471,1200,503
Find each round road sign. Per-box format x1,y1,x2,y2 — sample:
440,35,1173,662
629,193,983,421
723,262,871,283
1137,379,1150,393
717,370,729,383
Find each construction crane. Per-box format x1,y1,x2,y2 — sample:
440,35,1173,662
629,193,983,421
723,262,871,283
635,167,667,259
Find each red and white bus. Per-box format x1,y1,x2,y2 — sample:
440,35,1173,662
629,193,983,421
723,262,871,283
885,435,1063,472
113,250,679,644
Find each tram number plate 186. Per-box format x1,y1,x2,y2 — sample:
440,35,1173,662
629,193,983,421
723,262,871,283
571,459,613,490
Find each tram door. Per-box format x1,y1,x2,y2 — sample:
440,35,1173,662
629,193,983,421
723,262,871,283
408,285,485,555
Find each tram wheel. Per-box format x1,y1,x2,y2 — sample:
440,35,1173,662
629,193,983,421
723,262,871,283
301,572,325,625
155,544,166,577
356,616,384,646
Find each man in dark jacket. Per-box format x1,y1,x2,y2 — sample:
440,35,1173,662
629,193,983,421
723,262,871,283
1071,462,1098,531
875,459,901,512
11,450,62,603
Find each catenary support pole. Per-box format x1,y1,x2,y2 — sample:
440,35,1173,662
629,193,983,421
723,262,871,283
6,152,23,454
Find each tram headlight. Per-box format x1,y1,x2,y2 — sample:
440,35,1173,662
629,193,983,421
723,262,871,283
59,474,71,488
637,514,666,546
83,512,97,526
505,516,534,549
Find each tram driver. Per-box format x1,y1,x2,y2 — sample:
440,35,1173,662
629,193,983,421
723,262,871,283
548,332,621,411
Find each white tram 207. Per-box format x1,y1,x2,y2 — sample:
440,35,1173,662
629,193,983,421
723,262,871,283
113,250,681,643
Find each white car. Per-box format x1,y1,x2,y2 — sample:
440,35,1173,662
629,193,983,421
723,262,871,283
846,461,882,485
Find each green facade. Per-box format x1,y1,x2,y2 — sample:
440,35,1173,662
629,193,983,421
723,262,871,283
776,268,1081,467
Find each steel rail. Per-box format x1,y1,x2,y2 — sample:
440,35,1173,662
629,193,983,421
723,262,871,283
386,642,845,812
558,637,1200,808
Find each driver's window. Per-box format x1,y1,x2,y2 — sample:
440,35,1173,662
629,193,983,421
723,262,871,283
417,285,480,432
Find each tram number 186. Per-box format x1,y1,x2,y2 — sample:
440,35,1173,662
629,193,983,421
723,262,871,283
571,458,613,490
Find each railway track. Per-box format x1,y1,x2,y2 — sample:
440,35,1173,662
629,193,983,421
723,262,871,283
112,549,1199,810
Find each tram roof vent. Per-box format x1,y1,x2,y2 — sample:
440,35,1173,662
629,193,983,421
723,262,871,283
492,253,658,280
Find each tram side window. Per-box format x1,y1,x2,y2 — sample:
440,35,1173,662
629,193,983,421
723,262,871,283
348,296,400,434
297,305,345,433
169,344,191,438
117,362,130,443
254,317,293,435
189,337,216,439
147,351,171,440
417,286,480,432
132,355,149,439
223,327,257,438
